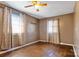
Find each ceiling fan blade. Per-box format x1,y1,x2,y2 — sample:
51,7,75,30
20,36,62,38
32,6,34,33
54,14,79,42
35,3,47,6
25,5,34,8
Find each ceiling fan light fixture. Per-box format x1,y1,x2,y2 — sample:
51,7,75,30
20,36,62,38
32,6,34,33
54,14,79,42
32,1,37,5
36,9,39,12
35,5,39,9
35,5,40,12
25,1,47,12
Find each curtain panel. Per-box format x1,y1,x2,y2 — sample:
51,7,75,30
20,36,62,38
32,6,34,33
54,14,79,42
1,7,12,50
47,18,59,44
0,7,4,50
11,9,25,47
0,7,26,50
19,13,26,45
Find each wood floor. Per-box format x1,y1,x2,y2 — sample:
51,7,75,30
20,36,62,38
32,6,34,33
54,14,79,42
0,42,74,57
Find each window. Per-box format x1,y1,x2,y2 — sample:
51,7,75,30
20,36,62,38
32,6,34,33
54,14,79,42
48,20,58,33
11,12,21,34
48,20,53,33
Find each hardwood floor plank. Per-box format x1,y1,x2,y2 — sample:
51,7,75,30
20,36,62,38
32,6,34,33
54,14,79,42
0,42,74,57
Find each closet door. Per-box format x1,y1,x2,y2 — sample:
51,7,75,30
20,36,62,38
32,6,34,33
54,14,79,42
0,7,3,49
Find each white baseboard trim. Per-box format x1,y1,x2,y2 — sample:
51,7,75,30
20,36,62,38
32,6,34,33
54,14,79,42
0,40,39,55
73,46,78,57
39,40,48,42
60,43,74,46
60,42,78,57
40,40,74,46
0,40,77,57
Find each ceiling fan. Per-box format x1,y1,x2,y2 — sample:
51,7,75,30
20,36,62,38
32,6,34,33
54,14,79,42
25,1,47,12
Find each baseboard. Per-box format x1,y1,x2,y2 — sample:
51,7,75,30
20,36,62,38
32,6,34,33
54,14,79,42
73,46,78,57
60,43,74,46
39,40,74,46
39,40,48,42
0,40,39,55
0,40,77,57
60,42,78,57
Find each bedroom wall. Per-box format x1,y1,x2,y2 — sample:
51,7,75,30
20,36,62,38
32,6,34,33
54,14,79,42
24,15,39,44
74,2,79,56
39,19,48,42
0,3,39,49
59,13,74,44
39,13,74,44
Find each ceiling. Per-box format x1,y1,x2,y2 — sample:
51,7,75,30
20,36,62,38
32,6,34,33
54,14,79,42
1,1,75,19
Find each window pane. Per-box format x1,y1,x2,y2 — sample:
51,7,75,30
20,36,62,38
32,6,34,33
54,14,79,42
53,20,58,27
53,27,58,33
12,13,20,34
48,20,58,33
48,20,53,33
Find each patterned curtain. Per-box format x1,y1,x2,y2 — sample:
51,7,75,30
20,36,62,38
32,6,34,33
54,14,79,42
19,13,26,45
0,7,26,50
1,7,12,50
0,7,4,50
47,18,59,44
11,10,25,47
